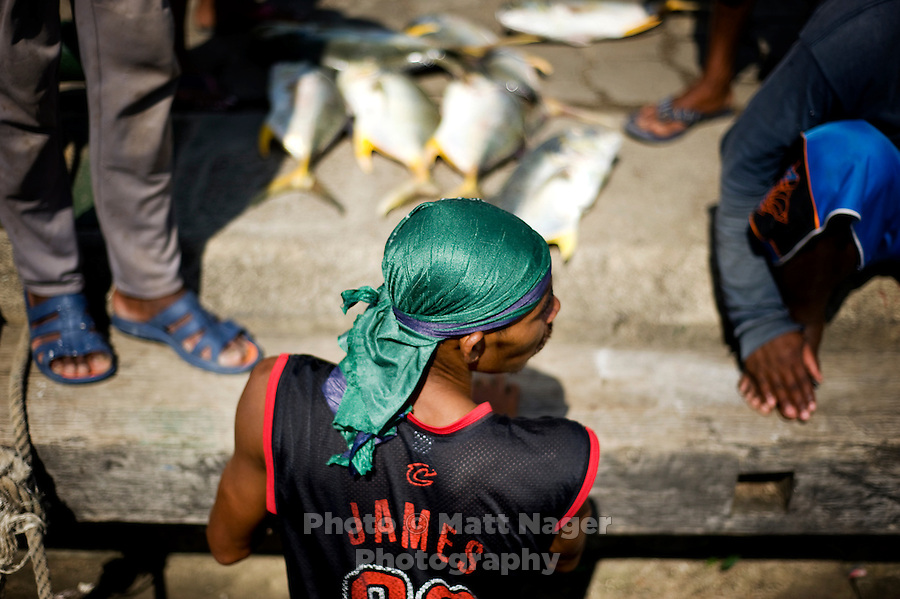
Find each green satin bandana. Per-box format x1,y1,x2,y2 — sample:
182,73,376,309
329,198,551,475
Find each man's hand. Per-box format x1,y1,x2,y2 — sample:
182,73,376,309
739,330,822,421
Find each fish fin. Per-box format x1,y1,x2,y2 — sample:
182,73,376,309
258,124,276,158
378,177,440,216
623,15,663,38
549,230,578,262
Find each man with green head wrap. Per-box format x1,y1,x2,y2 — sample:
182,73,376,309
209,198,599,598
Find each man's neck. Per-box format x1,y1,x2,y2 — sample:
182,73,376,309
410,349,478,428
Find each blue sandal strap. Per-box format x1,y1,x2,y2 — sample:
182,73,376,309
112,290,259,374
142,291,242,360
25,292,116,383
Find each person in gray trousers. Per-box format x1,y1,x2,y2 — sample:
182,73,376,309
0,0,260,384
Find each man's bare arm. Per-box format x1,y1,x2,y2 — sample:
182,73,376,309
549,499,593,573
207,357,278,564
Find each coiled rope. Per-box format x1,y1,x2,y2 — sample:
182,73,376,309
0,327,52,598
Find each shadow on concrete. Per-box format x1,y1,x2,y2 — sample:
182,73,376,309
515,366,569,419
60,85,282,304
37,517,900,599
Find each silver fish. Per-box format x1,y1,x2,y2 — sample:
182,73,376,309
405,13,550,101
428,72,530,199
405,13,501,49
491,126,623,261
496,0,677,46
258,61,348,210
336,63,441,213
252,21,452,73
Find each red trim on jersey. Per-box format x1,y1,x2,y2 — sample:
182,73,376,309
265,353,290,515
555,427,600,532
407,402,493,434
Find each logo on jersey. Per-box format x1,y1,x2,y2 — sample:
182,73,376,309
406,463,437,487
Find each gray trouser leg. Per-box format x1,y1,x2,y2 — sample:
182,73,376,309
0,0,184,301
0,0,83,297
74,0,183,299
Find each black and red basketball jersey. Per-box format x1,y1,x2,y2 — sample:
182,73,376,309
265,354,599,598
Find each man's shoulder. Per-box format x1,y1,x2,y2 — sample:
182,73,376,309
801,0,900,47
479,414,595,465
277,353,337,377
267,353,339,403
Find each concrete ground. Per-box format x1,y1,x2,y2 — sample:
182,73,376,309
4,545,900,598
1,0,899,597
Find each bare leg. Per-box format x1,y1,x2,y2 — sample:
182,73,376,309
193,0,216,31
628,0,755,141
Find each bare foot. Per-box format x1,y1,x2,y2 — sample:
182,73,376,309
27,292,115,381
111,288,259,371
628,82,733,141
193,0,215,31
738,373,775,416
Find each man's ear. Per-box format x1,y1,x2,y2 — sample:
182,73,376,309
459,331,485,366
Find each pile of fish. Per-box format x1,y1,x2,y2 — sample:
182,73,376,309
254,9,628,259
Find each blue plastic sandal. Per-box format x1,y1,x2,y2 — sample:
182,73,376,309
110,290,262,375
25,293,117,385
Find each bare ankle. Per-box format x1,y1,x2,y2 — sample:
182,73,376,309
112,288,186,321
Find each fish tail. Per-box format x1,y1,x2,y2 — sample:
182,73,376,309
543,97,619,128
353,133,376,174
309,178,346,214
495,34,544,48
424,138,443,168
623,15,663,37
550,230,578,262
664,0,701,13
453,172,482,199
410,157,434,184
525,53,554,77
378,177,439,216
258,124,276,158
267,161,315,195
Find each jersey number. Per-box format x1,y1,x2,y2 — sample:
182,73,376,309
344,565,475,599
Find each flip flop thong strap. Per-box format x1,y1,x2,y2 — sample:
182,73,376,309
656,96,703,125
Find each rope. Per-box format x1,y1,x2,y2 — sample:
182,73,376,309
1,327,52,599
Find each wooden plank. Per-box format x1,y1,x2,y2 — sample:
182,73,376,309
521,345,900,535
